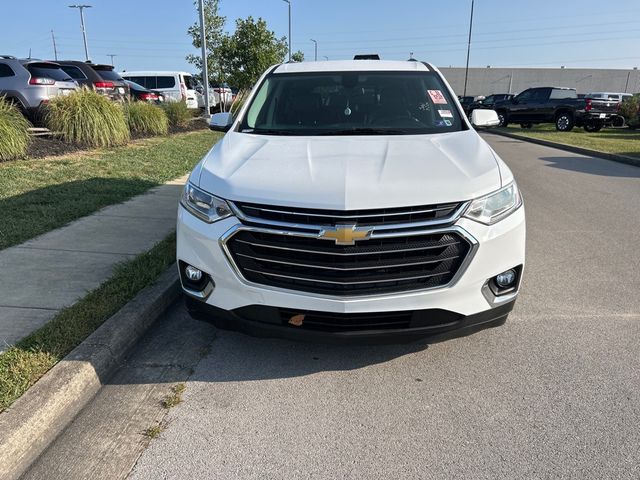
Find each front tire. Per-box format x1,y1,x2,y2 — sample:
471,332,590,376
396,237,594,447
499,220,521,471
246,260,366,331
497,111,508,128
555,112,574,132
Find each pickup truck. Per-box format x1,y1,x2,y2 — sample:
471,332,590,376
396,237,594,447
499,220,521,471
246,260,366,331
494,87,621,132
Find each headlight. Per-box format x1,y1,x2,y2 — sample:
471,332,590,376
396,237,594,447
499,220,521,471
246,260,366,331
180,182,233,223
463,182,522,225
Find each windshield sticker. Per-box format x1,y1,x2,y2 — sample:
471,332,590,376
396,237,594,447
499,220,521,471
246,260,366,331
434,120,447,127
438,109,453,118
428,90,448,104
444,119,452,126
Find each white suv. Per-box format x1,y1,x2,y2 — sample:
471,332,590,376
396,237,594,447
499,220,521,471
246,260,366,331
177,60,525,342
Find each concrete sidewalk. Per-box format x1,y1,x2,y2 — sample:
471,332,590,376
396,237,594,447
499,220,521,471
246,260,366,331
0,175,188,353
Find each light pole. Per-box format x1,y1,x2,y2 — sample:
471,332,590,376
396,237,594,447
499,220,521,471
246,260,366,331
310,39,317,61
282,0,291,61
323,55,328,61
107,54,116,66
198,0,211,116
69,4,92,61
462,0,474,97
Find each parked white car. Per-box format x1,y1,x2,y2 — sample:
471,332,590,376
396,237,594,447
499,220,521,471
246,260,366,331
177,59,525,342
120,71,199,109
586,92,633,103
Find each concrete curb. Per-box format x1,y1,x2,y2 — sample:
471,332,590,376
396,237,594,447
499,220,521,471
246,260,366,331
486,129,640,168
0,267,180,480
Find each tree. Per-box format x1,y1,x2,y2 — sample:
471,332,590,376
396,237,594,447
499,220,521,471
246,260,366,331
291,50,304,62
218,17,288,89
186,0,226,84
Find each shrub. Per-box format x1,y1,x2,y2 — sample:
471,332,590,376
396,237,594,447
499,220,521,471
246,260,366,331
619,95,640,127
124,102,169,136
45,88,129,148
0,97,31,161
161,101,191,127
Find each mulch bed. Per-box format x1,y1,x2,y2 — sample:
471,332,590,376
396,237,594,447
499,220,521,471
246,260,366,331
25,118,209,160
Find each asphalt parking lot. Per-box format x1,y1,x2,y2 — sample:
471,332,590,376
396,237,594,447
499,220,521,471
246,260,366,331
25,133,640,480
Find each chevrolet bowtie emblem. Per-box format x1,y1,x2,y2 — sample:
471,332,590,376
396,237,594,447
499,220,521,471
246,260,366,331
318,223,373,245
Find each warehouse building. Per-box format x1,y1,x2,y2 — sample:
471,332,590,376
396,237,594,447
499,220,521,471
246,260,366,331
438,67,640,97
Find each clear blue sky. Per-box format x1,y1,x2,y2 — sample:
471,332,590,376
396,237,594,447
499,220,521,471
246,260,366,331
2,0,640,72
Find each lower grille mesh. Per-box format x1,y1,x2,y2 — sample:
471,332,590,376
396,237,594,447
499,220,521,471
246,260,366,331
226,230,471,296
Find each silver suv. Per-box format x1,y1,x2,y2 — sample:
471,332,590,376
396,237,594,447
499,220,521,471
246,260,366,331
0,55,78,121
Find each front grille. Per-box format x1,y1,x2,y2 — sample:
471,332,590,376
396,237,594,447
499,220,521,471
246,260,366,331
234,202,462,227
226,230,472,296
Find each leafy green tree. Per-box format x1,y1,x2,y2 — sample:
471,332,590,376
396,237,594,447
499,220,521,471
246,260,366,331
291,50,304,62
186,0,226,84
219,16,288,89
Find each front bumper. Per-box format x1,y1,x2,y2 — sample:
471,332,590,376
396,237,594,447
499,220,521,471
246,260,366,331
176,203,526,341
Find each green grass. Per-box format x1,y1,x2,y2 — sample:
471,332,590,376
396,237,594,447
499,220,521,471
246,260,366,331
162,383,186,409
45,89,130,148
124,102,169,136
0,130,221,250
0,97,31,161
0,233,177,412
161,101,191,127
499,124,640,159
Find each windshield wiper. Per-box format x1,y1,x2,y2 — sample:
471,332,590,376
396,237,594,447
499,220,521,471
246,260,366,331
317,128,409,135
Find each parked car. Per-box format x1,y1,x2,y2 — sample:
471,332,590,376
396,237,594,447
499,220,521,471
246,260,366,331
468,93,514,114
210,83,233,106
56,61,129,101
0,55,78,121
586,92,633,103
493,86,622,131
178,59,525,342
120,71,199,109
125,80,164,103
457,95,475,115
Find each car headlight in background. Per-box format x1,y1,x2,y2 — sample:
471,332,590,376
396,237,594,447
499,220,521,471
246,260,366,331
181,182,233,223
463,182,522,225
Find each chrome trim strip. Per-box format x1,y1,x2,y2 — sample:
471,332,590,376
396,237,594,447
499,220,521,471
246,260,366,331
243,268,450,285
237,204,458,219
229,201,470,233
236,252,461,271
219,223,479,300
180,280,215,300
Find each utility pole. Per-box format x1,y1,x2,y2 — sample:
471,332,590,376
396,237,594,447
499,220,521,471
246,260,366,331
310,39,317,61
462,0,474,97
624,71,631,93
198,0,211,116
283,0,291,61
51,30,58,61
107,54,116,66
323,55,328,61
69,4,92,61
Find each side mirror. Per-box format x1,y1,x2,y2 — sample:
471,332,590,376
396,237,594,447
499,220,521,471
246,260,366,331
470,109,500,128
209,112,234,132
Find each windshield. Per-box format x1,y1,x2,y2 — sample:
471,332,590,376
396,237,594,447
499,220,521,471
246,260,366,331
239,71,465,135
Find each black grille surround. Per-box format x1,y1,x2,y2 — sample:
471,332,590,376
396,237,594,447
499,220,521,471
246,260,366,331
223,222,475,296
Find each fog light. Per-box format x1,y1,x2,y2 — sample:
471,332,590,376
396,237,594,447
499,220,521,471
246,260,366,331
496,269,516,288
185,265,203,282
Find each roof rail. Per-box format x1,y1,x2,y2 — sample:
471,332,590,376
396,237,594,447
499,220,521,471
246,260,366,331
0,55,17,59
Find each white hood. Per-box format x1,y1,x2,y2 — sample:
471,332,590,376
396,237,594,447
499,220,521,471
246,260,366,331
196,129,502,210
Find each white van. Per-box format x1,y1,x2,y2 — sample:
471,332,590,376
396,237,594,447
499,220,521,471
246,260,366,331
120,71,200,109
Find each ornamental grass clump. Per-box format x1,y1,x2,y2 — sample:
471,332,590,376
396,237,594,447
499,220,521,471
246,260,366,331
161,101,191,127
124,101,169,136
45,88,129,148
0,97,31,161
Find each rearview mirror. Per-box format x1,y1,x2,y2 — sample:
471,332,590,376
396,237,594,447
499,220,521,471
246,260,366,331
470,109,500,128
209,112,234,132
